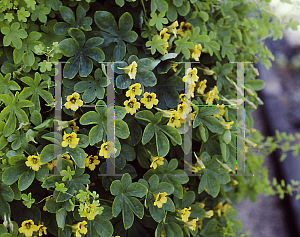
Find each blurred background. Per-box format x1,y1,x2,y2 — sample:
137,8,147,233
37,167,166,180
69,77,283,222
235,0,300,236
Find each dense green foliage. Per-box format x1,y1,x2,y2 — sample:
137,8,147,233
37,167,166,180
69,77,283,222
0,0,299,237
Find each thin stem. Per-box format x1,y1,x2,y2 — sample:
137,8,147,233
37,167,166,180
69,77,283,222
99,198,113,204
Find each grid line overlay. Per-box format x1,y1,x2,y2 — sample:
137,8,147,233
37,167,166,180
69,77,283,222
50,61,252,177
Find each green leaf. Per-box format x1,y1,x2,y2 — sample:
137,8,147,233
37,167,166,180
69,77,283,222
13,31,44,66
201,116,223,134
144,159,188,198
2,163,28,185
7,130,27,150
18,169,35,191
56,207,67,229
198,164,230,198
149,12,168,31
124,115,142,146
146,35,166,55
135,110,154,123
0,73,20,98
1,22,27,49
95,11,137,61
0,184,14,202
93,217,114,237
74,75,105,103
202,40,220,57
19,72,53,112
246,79,265,91
67,147,86,168
156,130,169,157
152,0,168,13
198,170,220,197
42,169,90,202
285,17,299,30
111,174,147,230
142,123,155,145
174,36,194,59
59,29,104,79
30,4,51,23
21,192,35,208
115,120,130,139
157,124,182,145
148,74,183,109
54,5,92,35
221,36,236,61
199,123,208,142
223,130,231,144
115,0,125,7
40,144,62,164
30,110,42,126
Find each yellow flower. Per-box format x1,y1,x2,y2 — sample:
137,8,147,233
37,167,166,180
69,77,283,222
179,94,187,103
183,187,189,193
194,152,206,169
25,155,44,171
213,202,231,217
99,141,117,158
191,44,202,61
160,230,165,237
124,98,141,115
72,221,87,237
184,218,198,231
48,154,73,171
150,155,164,169
192,165,201,173
176,207,191,222
167,111,181,128
69,121,79,133
81,204,99,220
118,61,137,79
244,145,248,153
168,20,178,36
203,67,215,75
158,28,170,54
191,111,196,121
47,160,54,171
140,92,159,109
85,155,100,171
177,102,191,120
221,203,231,215
171,63,178,72
126,83,142,98
64,92,83,111
197,219,203,230
61,154,73,164
220,120,234,129
245,138,257,147
179,94,192,109
61,132,80,148
213,104,225,119
183,68,199,84
177,22,192,37
37,224,47,236
153,192,168,208
195,202,205,208
205,86,219,104
230,178,239,185
159,28,171,41
196,79,207,95
205,210,214,218
19,220,39,237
